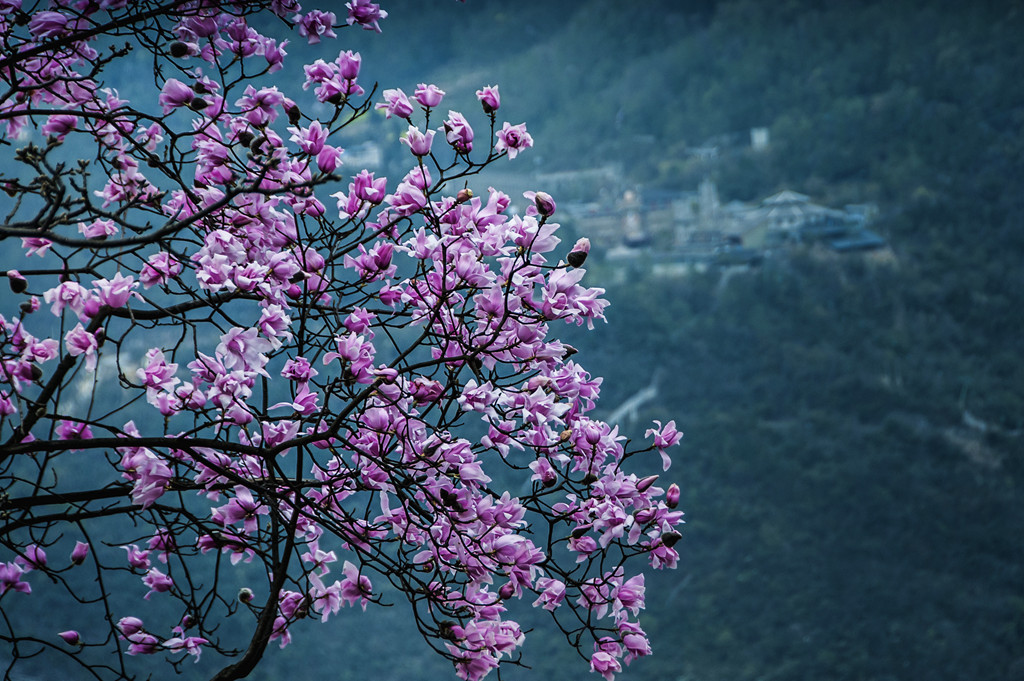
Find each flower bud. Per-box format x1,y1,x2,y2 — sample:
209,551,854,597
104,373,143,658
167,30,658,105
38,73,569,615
8,270,27,294
70,541,90,566
636,474,659,493
665,483,680,509
661,530,682,548
634,508,656,525
169,41,189,58
533,191,556,217
498,582,516,600
456,188,473,204
238,587,254,604
566,237,591,268
58,630,81,646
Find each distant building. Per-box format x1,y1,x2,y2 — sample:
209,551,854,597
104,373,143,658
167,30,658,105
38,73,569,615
750,127,770,151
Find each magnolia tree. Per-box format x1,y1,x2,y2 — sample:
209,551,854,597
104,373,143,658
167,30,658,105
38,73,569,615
0,2,684,680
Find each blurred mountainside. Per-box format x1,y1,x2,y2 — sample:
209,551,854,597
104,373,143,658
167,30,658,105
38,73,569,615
274,2,1024,680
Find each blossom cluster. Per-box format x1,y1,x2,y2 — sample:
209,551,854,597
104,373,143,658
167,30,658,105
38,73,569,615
0,3,683,681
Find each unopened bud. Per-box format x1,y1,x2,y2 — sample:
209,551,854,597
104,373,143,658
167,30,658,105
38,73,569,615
566,237,591,268
634,508,656,525
8,271,27,294
581,473,599,485
58,630,81,647
636,474,659,493
456,188,473,203
559,429,572,443
438,620,459,641
498,582,516,600
570,524,592,539
188,97,209,111
169,41,190,58
661,530,682,548
287,105,302,126
665,483,680,509
237,130,255,148
533,191,556,217
238,587,254,604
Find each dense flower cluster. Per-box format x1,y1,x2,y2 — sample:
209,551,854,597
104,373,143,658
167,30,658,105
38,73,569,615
0,3,683,681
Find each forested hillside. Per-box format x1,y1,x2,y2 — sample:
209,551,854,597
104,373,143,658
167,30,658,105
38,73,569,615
269,2,1024,679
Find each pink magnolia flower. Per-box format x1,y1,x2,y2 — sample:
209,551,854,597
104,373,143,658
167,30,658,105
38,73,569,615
495,122,533,159
93,272,138,308
346,0,387,32
401,125,434,156
590,642,623,681
139,251,182,288
57,419,93,444
0,562,31,595
21,237,52,258
158,78,193,114
376,88,414,119
162,635,207,662
476,85,501,113
70,541,90,565
645,419,682,471
29,11,69,39
442,111,474,153
213,486,269,534
337,50,361,79
123,545,151,571
42,114,78,141
16,544,46,571
117,616,145,637
78,219,118,239
339,560,372,610
64,323,99,371
297,10,337,43
216,327,274,374
414,83,445,108
142,568,173,599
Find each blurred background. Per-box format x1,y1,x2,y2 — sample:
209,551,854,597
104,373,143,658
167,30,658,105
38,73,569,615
313,1,1023,679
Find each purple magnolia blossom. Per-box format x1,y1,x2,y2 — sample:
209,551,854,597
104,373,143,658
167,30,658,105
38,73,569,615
139,251,182,288
213,487,270,534
442,111,474,153
70,541,90,565
337,50,361,79
0,562,31,595
377,88,414,119
78,218,118,239
93,272,138,308
476,84,501,113
158,78,193,113
402,125,435,156
346,0,387,32
163,635,208,662
42,114,78,141
297,10,337,44
64,324,99,371
495,122,533,159
413,83,445,108
645,419,682,470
